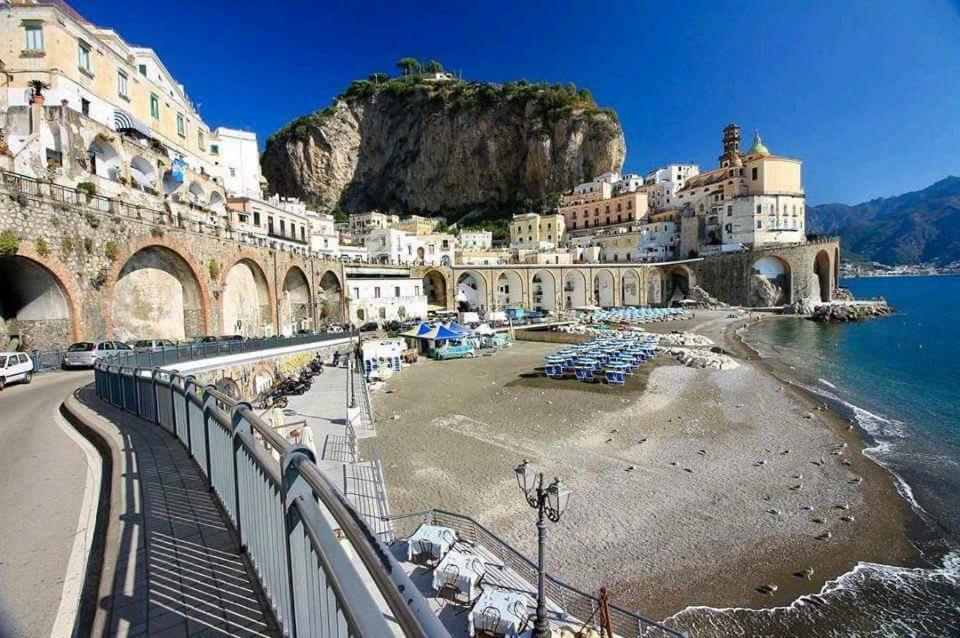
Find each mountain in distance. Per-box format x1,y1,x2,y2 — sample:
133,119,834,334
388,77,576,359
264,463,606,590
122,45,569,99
261,66,625,223
808,176,960,265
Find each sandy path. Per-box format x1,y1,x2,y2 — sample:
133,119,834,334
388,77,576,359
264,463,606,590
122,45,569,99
364,312,917,618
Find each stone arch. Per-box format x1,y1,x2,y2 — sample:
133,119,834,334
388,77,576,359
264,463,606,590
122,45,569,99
752,255,792,306
88,136,121,181
250,363,275,396
318,269,343,323
187,181,206,206
563,270,588,309
220,255,273,337
104,235,211,340
423,269,449,309
0,248,82,350
129,155,156,191
593,269,616,307
209,191,225,215
647,269,664,306
215,377,240,400
664,265,696,305
814,249,832,303
531,269,557,311
41,122,63,169
456,270,488,312
495,270,524,309
621,269,642,306
280,264,311,335
108,241,207,341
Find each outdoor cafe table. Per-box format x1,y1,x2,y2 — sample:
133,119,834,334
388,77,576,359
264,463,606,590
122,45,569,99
468,586,530,637
408,523,456,562
432,548,485,602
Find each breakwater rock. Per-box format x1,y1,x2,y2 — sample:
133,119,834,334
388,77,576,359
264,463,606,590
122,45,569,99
657,332,716,348
663,347,740,370
810,300,894,322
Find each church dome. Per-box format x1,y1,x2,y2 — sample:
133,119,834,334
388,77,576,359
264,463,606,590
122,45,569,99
747,131,770,156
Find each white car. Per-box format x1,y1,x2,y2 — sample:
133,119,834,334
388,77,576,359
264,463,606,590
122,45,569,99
0,352,34,390
62,341,132,369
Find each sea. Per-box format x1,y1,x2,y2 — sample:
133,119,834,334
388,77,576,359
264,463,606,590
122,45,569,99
669,275,960,637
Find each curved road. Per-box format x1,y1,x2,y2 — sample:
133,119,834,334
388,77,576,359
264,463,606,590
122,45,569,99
0,370,93,637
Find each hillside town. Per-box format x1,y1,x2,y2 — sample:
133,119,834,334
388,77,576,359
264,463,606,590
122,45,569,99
0,0,818,342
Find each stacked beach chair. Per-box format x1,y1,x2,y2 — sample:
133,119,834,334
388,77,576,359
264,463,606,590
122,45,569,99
543,331,659,385
587,307,690,325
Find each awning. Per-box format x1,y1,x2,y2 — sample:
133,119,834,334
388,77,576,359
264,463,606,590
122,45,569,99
114,108,153,139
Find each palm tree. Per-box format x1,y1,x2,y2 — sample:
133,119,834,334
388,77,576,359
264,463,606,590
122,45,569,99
28,79,49,98
425,60,444,74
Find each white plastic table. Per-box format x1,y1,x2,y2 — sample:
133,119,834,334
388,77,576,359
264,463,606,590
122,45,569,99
407,523,456,562
431,548,484,602
468,586,529,637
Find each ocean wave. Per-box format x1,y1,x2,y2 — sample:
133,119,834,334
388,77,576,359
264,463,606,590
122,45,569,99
665,552,960,637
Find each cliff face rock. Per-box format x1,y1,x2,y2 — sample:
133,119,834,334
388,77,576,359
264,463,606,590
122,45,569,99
261,81,626,215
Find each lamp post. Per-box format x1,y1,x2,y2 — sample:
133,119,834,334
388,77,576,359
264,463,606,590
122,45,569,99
514,459,571,638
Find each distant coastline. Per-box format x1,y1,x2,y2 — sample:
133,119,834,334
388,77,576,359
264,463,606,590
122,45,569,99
841,265,960,279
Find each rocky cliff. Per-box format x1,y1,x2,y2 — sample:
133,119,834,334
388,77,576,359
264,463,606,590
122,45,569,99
261,79,626,217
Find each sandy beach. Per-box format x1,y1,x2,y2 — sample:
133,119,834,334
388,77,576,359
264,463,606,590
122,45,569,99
363,310,919,619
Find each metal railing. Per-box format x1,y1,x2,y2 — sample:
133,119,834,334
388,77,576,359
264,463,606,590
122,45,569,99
94,358,449,638
106,332,355,370
387,509,686,638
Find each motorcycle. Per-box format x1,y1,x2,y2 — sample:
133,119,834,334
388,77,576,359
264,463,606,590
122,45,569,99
259,387,289,409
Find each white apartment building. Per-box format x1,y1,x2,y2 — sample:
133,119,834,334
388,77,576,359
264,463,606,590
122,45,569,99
366,229,454,265
350,211,400,233
637,221,681,262
645,164,699,211
458,230,493,251
212,127,263,198
345,269,427,326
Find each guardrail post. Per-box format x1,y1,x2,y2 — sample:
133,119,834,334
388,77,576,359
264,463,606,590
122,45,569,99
230,403,253,544
130,367,142,415
151,368,161,425
280,446,318,638
202,386,217,485
184,376,196,453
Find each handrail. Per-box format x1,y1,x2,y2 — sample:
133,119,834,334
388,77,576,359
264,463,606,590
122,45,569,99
292,456,447,637
386,508,686,638
94,339,449,638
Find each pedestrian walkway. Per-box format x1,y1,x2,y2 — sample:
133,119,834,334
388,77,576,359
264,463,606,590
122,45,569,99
74,387,278,637
282,363,394,541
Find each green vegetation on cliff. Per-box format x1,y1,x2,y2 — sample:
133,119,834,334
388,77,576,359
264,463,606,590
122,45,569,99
267,64,618,146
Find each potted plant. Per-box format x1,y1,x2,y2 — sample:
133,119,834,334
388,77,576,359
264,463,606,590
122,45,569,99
28,79,49,105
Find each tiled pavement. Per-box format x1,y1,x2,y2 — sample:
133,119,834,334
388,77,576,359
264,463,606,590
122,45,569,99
78,388,278,637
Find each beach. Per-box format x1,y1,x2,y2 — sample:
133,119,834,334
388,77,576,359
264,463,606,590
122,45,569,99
363,310,920,620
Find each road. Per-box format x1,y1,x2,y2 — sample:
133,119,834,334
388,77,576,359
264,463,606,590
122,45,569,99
0,370,94,637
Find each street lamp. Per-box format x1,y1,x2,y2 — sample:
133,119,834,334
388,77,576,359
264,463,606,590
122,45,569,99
514,459,571,638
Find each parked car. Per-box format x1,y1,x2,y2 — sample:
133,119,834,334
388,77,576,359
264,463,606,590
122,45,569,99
62,340,132,369
190,335,220,344
0,352,34,390
132,338,176,353
221,334,246,342
358,322,380,333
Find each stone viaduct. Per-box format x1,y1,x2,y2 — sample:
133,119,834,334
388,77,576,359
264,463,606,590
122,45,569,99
0,171,839,351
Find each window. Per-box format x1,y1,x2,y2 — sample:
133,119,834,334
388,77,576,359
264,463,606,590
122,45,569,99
24,23,43,52
253,212,261,226
81,98,90,116
238,213,249,223
149,93,159,119
229,167,236,177
197,130,205,150
352,287,360,298
756,204,762,214
627,200,632,209
138,63,147,76
374,286,381,298
280,220,286,236
752,167,758,180
757,220,762,229
727,205,733,217
210,144,219,155
267,216,274,234
415,286,420,295
176,113,186,137
300,226,305,241
290,222,296,238
117,70,128,98
78,41,91,72
395,286,401,297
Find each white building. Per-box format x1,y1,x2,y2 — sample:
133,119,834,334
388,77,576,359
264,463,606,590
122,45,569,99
637,220,681,262
350,211,400,234
645,164,699,211
345,268,427,326
212,127,263,198
458,230,492,251
366,229,454,266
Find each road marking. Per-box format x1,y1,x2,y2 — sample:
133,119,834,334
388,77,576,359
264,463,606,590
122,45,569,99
50,403,102,638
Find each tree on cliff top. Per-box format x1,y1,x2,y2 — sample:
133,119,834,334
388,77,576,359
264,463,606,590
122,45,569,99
425,60,444,73
395,57,422,76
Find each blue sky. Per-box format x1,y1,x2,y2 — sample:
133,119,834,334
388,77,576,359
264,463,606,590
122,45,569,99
74,0,960,205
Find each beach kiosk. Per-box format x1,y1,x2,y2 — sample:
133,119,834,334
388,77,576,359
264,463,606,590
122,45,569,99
400,322,477,360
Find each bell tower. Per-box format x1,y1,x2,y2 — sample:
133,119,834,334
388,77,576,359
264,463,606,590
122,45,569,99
718,123,742,168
